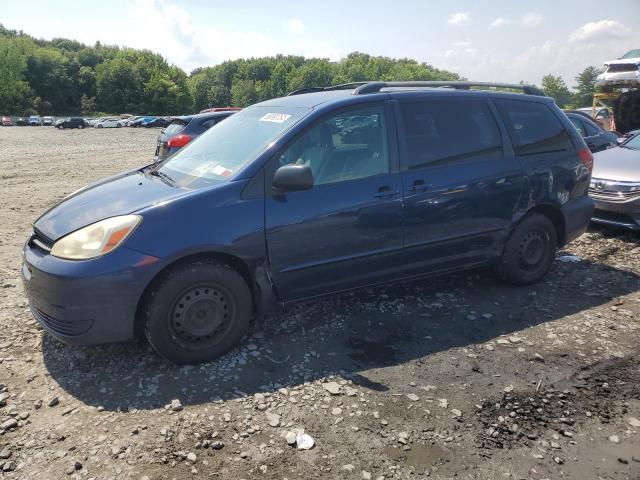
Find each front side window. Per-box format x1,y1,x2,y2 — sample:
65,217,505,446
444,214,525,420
494,99,573,156
159,106,307,188
277,106,389,185
399,98,502,170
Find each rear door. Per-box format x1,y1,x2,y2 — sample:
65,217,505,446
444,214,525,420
397,96,525,273
265,103,404,301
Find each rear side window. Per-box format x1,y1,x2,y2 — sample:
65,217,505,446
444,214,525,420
200,118,219,129
399,98,502,170
583,120,599,137
494,99,573,156
569,117,586,137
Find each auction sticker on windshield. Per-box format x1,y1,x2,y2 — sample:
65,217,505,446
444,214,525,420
260,113,291,123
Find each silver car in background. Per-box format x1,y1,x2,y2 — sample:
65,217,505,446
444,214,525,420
590,132,640,230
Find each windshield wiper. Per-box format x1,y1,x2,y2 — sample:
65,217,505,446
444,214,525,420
148,168,175,185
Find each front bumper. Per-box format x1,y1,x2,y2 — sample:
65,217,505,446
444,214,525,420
22,238,161,346
590,196,640,230
596,71,640,88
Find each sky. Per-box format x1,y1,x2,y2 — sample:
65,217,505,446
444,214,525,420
2,0,640,87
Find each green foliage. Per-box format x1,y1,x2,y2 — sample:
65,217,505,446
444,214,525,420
573,66,603,107
541,74,573,108
0,24,462,115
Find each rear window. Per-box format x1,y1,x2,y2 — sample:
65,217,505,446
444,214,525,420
494,99,573,156
164,122,186,136
399,98,502,170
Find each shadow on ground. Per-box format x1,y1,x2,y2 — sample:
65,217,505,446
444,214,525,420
42,257,640,411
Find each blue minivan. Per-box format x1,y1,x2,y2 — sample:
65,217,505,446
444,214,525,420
23,81,594,364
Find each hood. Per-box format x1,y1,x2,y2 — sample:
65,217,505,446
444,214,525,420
605,58,640,66
34,168,190,241
592,146,640,182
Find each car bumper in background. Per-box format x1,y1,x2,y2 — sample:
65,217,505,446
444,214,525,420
22,237,161,345
590,195,640,230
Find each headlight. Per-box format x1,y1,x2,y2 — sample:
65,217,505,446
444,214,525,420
50,215,142,260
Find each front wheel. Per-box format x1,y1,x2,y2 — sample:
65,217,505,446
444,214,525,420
494,213,557,285
78,124,83,129
142,259,252,364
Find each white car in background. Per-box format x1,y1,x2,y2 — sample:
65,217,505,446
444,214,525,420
597,49,640,88
94,118,122,128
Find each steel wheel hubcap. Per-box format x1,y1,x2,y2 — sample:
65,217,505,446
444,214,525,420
518,230,546,269
170,286,231,346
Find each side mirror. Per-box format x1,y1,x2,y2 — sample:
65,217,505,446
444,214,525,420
273,164,314,192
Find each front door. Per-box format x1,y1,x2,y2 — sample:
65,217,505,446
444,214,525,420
396,97,525,273
265,104,404,301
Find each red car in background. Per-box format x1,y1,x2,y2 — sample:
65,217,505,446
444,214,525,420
2,116,13,126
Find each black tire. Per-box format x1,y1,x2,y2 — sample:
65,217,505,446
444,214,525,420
494,213,557,286
58,125,63,129
142,259,252,365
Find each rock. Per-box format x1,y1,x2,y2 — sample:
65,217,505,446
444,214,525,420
362,471,372,480
627,417,640,428
533,353,545,362
0,392,9,407
451,408,462,418
240,451,250,459
73,460,82,471
0,449,11,459
2,461,16,472
296,433,315,450
266,413,280,427
406,393,420,402
211,441,224,450
186,452,197,462
48,396,59,407
437,398,448,409
608,435,621,444
323,382,341,395
1,418,18,430
170,399,183,412
332,407,343,416
285,431,297,446
259,464,268,473
342,464,356,471
503,385,514,393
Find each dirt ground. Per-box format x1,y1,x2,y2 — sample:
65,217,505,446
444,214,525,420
0,126,639,480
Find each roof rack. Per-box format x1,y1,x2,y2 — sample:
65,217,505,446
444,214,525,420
287,82,370,96
353,81,545,96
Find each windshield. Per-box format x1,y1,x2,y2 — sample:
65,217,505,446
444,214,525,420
164,122,186,136
621,49,640,59
623,133,640,149
158,106,308,188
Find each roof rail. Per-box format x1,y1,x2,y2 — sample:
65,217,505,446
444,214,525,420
353,81,545,96
287,82,370,96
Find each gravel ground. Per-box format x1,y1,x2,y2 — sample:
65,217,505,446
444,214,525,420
0,126,639,480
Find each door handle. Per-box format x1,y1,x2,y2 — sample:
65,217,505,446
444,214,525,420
408,179,427,192
373,186,400,199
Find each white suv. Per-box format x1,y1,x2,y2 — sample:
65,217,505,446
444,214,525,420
597,49,640,88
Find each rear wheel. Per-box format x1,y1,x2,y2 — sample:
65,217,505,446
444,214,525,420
143,259,252,364
494,213,557,285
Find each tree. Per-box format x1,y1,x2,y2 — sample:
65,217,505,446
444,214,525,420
541,74,573,108
574,66,603,107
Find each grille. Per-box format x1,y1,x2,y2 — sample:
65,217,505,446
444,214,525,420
30,305,94,337
589,189,640,203
607,64,639,73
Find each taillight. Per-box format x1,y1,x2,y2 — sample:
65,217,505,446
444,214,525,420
578,147,593,172
167,134,192,148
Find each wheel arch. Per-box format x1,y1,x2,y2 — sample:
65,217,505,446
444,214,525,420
133,250,274,339
524,203,566,247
